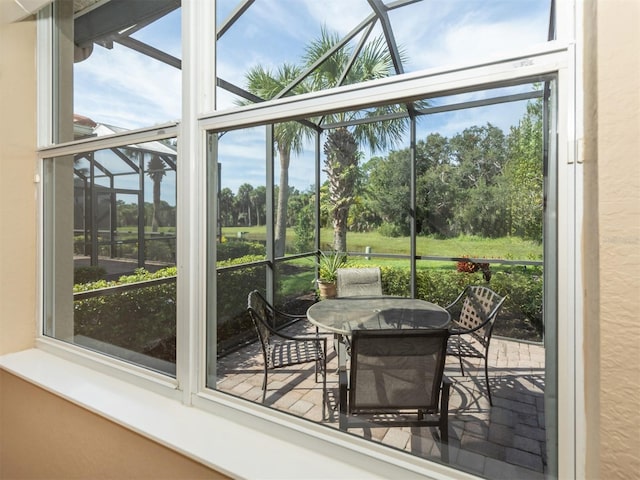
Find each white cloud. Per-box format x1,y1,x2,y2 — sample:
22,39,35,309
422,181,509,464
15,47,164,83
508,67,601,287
74,44,181,129
73,1,550,191
417,19,547,70
303,0,372,37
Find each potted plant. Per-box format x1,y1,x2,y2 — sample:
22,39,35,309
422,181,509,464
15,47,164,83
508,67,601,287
316,251,347,299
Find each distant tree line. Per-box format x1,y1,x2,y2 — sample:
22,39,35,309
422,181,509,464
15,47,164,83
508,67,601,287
215,99,543,246
363,101,543,240
113,99,543,245
116,200,176,229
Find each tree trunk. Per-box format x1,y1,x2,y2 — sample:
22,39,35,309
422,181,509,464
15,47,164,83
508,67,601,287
333,207,348,252
324,128,358,254
274,146,290,257
152,179,161,233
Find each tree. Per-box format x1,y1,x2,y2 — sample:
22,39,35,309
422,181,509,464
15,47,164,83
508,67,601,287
243,29,408,254
147,155,166,233
323,128,360,251
365,152,411,237
236,183,254,226
244,64,313,256
218,187,235,227
304,30,408,251
505,98,544,240
448,124,509,236
416,134,455,236
293,196,315,252
251,186,266,226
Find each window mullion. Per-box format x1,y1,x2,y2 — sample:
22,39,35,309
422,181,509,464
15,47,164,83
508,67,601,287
177,0,216,403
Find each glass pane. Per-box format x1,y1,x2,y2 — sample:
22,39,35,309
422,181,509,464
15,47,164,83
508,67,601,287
212,262,268,385
274,258,317,316
215,0,552,110
215,128,268,261
209,78,554,478
273,123,318,257
54,0,181,141
44,136,177,376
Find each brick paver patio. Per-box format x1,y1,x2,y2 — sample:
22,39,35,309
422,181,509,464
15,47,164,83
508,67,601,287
216,321,546,479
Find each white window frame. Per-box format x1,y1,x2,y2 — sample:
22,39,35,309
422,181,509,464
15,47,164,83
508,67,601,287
29,1,584,478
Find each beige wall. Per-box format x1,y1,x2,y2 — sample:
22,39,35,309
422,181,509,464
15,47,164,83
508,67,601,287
0,370,228,479
0,16,37,355
0,15,227,480
588,0,640,478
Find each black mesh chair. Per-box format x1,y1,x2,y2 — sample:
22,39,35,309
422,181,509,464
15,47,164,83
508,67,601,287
247,290,327,419
445,285,507,406
339,328,451,462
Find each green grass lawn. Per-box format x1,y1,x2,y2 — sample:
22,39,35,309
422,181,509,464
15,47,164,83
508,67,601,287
221,226,542,262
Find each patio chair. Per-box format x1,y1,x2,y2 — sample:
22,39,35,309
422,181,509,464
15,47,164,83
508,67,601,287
336,267,383,297
339,328,452,462
247,290,327,419
445,285,507,406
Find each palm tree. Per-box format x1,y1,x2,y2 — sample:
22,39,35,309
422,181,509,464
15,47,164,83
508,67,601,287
303,30,408,252
244,64,314,257
218,187,235,227
323,128,360,252
237,183,254,227
147,155,166,233
242,29,409,254
251,186,266,226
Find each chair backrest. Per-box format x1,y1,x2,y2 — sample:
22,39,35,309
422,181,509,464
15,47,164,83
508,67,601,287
449,286,506,344
348,328,450,413
247,290,275,347
336,267,383,297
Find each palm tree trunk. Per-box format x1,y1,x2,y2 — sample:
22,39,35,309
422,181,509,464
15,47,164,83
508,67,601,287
333,207,348,252
152,179,161,233
275,147,290,257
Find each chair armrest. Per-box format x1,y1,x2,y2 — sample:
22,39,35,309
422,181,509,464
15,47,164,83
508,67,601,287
443,287,468,311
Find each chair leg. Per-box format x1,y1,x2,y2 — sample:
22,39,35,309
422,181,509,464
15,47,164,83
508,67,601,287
440,381,451,463
457,337,465,376
322,359,327,421
484,352,493,406
338,369,348,431
440,423,449,464
261,366,268,403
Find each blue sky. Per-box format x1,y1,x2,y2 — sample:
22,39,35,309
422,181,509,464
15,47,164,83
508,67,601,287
73,0,551,200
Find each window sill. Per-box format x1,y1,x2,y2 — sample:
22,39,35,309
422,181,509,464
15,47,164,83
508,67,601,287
0,348,466,480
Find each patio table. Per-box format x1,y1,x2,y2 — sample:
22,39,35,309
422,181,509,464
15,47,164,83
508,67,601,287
306,296,451,428
306,296,450,336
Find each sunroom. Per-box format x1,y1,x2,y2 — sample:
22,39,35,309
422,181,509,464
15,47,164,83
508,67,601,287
36,0,578,479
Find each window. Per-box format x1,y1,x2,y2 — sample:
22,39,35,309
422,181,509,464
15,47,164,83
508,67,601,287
42,0,181,373
40,1,582,478
43,132,178,375
69,0,181,134
206,73,558,477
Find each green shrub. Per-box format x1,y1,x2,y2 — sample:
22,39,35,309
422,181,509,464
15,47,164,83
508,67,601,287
377,223,407,237
490,267,543,334
74,267,177,361
379,264,543,338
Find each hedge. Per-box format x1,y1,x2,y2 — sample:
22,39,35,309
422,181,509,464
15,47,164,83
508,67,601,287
73,261,543,364
74,267,177,360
